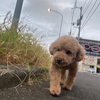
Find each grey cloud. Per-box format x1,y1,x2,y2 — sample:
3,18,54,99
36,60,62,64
0,0,100,44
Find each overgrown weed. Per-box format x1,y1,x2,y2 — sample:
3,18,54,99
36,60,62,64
0,12,51,68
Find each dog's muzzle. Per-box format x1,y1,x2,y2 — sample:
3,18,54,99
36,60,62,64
56,58,62,64
55,58,65,66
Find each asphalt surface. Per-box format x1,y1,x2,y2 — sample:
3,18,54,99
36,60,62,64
0,72,100,100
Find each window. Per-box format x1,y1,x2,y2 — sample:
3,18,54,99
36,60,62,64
97,59,100,65
90,65,94,68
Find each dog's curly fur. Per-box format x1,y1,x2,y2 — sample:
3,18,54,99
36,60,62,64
49,35,86,96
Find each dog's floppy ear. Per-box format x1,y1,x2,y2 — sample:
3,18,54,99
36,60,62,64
75,45,86,61
49,42,60,55
49,42,55,55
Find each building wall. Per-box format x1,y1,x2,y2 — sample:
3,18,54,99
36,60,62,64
78,55,100,73
78,62,89,72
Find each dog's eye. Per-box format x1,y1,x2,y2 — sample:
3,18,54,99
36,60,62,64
66,50,72,55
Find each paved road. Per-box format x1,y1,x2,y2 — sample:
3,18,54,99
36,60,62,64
0,72,100,100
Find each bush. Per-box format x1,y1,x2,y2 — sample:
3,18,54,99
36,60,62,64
0,13,51,68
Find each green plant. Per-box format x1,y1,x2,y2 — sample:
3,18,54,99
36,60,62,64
0,12,51,86
0,13,51,68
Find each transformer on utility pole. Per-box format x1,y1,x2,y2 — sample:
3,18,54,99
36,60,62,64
11,0,24,32
69,0,83,41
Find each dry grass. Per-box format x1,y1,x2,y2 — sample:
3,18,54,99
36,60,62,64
0,32,50,67
0,12,51,87
0,12,51,68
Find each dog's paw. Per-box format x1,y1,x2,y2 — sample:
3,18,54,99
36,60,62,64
62,84,72,91
60,79,65,85
50,87,61,96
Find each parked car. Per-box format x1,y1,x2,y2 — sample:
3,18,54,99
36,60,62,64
88,68,95,73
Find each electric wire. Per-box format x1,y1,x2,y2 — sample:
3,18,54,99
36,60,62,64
82,0,97,28
72,0,88,35
75,0,98,37
82,0,88,9
83,0,94,15
81,3,100,31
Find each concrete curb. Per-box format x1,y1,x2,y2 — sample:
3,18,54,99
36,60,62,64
0,65,48,89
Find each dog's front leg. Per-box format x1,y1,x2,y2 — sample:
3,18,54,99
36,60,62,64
50,65,61,96
63,62,78,91
60,69,66,85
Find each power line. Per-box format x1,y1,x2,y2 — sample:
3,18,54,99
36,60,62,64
73,0,88,28
69,0,84,40
81,3,100,31
83,0,94,15
76,0,88,23
76,0,98,37
82,0,97,28
82,0,88,9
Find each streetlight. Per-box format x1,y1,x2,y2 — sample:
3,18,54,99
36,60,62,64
48,8,63,37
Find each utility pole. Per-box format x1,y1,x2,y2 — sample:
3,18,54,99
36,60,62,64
69,0,77,35
77,7,83,41
11,0,24,32
69,0,83,41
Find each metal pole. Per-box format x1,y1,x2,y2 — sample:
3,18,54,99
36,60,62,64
69,0,77,35
58,12,63,37
50,10,63,37
11,0,24,32
77,7,83,41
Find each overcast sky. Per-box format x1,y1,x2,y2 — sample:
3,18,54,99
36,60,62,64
0,0,100,46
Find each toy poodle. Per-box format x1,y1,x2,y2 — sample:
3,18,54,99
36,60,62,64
49,35,86,96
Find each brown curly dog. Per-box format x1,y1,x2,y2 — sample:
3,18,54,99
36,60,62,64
49,35,86,96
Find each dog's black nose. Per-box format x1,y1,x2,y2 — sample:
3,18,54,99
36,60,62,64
56,59,62,64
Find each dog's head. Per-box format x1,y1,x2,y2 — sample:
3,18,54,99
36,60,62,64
49,35,86,67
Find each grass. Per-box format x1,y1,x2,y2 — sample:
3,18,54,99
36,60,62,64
0,13,51,86
0,14,51,68
0,30,49,66
0,29,51,67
